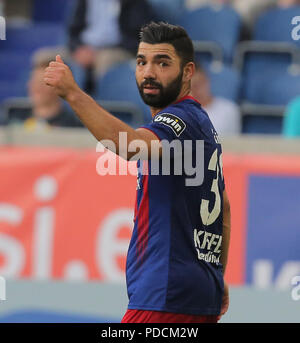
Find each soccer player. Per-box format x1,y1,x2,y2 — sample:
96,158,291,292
44,22,231,324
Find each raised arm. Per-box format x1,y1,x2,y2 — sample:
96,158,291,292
44,55,159,160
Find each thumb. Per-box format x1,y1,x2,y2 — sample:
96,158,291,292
56,55,64,64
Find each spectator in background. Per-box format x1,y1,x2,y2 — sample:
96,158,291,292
230,0,276,32
68,0,156,80
9,50,83,130
3,0,32,23
282,97,300,137
191,64,241,136
277,0,300,7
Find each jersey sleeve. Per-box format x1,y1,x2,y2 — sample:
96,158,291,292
141,109,189,142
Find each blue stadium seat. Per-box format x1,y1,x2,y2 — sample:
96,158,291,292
254,6,300,46
96,61,151,125
148,0,185,24
242,115,283,134
241,52,292,103
205,64,241,102
240,6,300,103
33,0,75,23
260,70,300,106
0,82,27,104
180,5,241,62
0,52,31,82
67,61,86,91
242,66,300,106
0,23,66,52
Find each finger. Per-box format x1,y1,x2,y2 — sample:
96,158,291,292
56,55,64,64
49,61,65,68
44,71,57,79
45,67,57,72
44,74,56,80
44,77,56,86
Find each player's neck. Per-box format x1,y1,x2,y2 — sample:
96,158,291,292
150,87,191,117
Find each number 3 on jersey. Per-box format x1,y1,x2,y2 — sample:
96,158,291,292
200,148,223,226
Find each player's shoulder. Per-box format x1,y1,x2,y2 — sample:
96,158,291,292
149,96,216,140
155,96,208,125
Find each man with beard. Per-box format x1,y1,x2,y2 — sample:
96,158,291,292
44,22,231,323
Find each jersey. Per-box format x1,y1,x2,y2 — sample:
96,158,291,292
125,95,225,316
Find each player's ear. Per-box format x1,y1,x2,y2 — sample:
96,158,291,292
183,62,195,82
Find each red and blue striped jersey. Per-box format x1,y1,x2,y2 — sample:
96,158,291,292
126,96,225,315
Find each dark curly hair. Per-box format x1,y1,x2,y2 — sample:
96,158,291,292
139,21,195,68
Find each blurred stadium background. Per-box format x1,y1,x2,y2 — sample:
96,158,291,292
0,0,300,323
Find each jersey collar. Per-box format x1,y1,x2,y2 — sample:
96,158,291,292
174,95,201,105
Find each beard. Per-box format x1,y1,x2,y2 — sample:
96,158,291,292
137,69,183,109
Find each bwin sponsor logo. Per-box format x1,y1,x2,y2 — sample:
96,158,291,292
154,113,186,137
